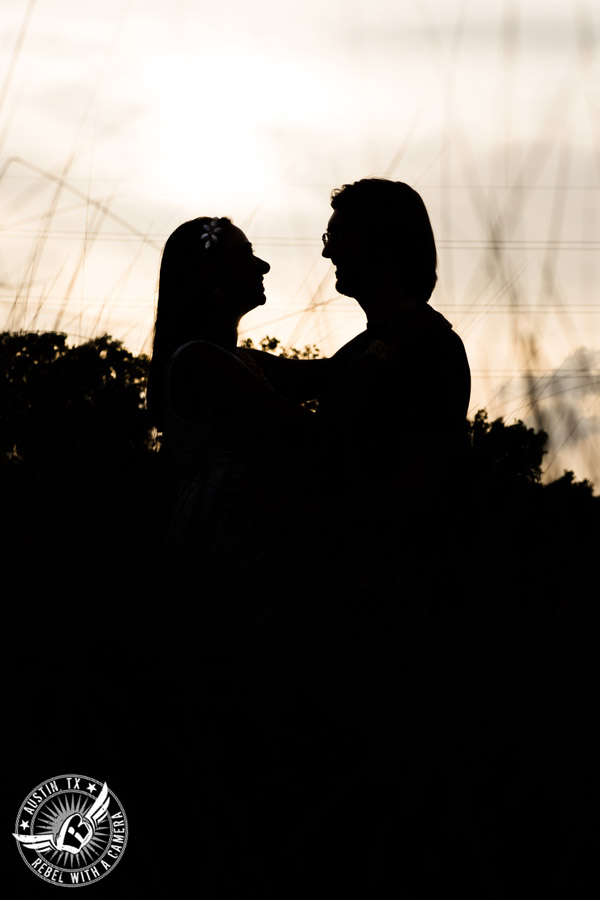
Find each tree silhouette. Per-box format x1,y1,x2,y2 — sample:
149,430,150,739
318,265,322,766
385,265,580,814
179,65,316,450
239,334,321,359
468,408,548,488
0,331,153,467
0,331,171,587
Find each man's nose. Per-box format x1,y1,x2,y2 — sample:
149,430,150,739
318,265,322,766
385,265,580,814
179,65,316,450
256,256,270,274
322,242,332,259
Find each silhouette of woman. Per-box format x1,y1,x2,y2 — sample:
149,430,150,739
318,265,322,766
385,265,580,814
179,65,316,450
147,216,316,607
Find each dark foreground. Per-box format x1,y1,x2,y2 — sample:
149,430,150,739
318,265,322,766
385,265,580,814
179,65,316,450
2,332,599,896
3,456,600,898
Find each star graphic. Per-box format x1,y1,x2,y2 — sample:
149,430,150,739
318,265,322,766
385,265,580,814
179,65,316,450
20,820,29,830
87,783,97,793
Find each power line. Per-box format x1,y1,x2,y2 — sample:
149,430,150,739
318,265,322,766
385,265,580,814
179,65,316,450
3,229,600,254
2,296,598,317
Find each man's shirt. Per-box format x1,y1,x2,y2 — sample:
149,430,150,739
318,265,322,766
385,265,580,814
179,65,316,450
316,303,471,491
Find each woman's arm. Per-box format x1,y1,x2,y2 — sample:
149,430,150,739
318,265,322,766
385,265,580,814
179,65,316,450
169,341,315,427
243,350,333,403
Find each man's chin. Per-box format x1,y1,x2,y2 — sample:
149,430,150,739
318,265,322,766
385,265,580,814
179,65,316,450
335,277,357,299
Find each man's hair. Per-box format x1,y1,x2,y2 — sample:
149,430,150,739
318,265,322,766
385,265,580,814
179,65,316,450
330,178,438,301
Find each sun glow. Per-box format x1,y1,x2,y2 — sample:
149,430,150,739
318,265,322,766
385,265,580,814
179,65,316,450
139,47,289,210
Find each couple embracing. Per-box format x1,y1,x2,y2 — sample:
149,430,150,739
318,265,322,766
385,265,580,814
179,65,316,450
147,177,471,605
143,178,474,895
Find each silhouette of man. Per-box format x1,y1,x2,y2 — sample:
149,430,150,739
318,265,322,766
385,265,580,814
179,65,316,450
245,182,475,894
258,178,471,520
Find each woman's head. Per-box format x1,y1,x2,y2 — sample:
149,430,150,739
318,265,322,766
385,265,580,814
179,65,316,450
147,216,270,427
157,216,269,331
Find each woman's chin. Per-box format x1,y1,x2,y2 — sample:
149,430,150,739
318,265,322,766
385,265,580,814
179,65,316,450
241,295,266,316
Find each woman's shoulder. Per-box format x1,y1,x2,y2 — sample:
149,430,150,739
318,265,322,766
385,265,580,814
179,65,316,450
167,341,268,425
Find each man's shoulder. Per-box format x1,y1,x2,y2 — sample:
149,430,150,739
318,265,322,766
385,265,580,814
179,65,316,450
366,304,463,356
329,329,371,363
384,303,453,340
328,305,469,375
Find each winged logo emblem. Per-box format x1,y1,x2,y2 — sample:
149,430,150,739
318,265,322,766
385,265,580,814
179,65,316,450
13,782,110,855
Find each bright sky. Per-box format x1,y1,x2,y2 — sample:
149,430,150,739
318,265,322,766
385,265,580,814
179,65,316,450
1,0,599,484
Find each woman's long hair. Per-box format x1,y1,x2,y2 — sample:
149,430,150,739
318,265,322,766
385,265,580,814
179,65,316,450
147,216,233,431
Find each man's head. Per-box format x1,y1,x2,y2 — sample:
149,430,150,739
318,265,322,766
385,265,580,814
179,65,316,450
322,178,438,307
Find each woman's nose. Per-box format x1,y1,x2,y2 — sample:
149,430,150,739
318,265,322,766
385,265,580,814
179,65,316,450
257,256,270,274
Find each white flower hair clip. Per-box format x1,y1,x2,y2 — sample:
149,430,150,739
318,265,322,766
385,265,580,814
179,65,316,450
202,218,223,249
